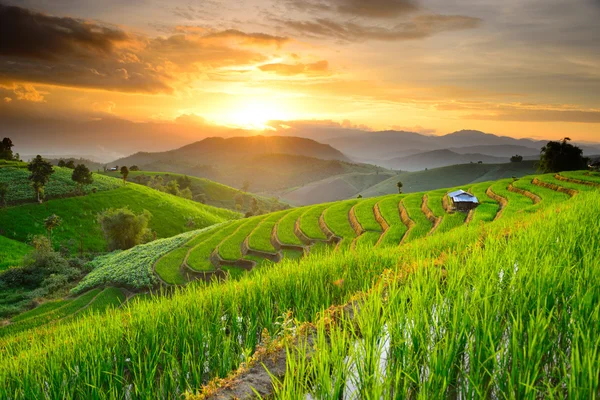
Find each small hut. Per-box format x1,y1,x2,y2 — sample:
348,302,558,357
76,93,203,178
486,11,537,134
448,190,479,212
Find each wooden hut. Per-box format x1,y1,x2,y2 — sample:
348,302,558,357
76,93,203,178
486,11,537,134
448,190,479,212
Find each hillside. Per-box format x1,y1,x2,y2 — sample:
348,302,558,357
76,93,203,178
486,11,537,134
0,236,31,271
0,160,120,205
359,161,537,198
383,149,508,171
111,152,383,193
102,170,288,212
0,181,240,253
1,170,598,397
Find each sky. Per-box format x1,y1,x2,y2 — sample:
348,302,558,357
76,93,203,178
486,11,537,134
1,0,600,143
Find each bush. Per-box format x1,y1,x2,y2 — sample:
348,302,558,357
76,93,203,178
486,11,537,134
97,208,152,251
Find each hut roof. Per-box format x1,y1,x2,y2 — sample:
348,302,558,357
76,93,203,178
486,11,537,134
448,190,479,204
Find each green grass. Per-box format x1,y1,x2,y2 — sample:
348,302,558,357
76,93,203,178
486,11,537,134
427,189,467,234
376,195,406,246
218,216,266,261
360,161,537,198
353,198,382,232
153,229,219,284
0,182,596,398
0,235,31,271
103,170,287,212
247,211,290,254
0,183,240,253
469,182,500,224
512,175,570,205
323,200,359,250
275,191,600,399
276,208,306,247
72,229,204,293
561,170,600,184
402,193,432,242
0,289,101,338
0,163,120,205
299,204,330,241
186,222,242,271
80,288,126,315
10,299,71,323
490,178,534,218
536,173,597,192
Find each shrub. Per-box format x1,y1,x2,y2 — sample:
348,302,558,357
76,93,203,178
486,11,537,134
97,208,152,251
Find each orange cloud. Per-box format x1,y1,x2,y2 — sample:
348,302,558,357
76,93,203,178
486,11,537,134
259,60,330,76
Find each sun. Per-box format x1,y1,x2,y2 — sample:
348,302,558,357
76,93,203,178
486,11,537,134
226,100,289,130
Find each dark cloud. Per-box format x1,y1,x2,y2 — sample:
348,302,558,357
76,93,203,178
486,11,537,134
259,60,329,75
284,0,419,19
0,4,128,61
200,29,290,47
275,14,481,42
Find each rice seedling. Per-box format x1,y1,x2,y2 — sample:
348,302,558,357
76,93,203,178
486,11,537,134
186,222,241,271
299,204,330,241
489,178,534,218
401,193,432,242
469,182,500,224
248,210,290,253
352,197,382,232
376,195,406,246
276,208,306,247
218,216,266,261
79,287,126,315
427,188,466,234
324,199,359,250
512,175,570,204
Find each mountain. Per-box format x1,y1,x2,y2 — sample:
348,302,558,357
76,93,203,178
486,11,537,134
322,129,600,167
110,137,379,192
384,149,508,171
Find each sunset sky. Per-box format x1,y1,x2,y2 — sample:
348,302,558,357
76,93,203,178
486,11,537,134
1,0,600,142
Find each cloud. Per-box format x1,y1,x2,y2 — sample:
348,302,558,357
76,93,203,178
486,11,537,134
91,101,116,114
201,29,290,47
0,4,128,61
274,14,481,42
3,97,11,103
285,0,419,19
259,60,329,76
1,83,45,102
466,108,600,124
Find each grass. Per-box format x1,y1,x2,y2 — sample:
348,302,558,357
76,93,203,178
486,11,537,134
323,200,359,250
186,222,242,271
561,170,600,184
10,299,70,323
248,211,290,254
275,191,600,399
299,204,330,241
80,287,126,315
218,216,266,261
469,181,500,224
536,173,597,192
72,229,203,293
0,235,31,271
512,175,570,205
0,163,120,205
489,178,535,218
0,289,101,338
376,195,406,246
360,161,537,198
0,183,596,398
427,189,467,234
402,193,432,242
353,197,382,232
0,183,240,253
276,208,306,247
102,170,287,212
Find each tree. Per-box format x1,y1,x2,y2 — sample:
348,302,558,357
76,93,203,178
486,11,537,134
97,208,152,250
176,175,192,189
130,165,140,171
0,182,7,206
250,197,259,215
165,180,180,196
57,159,66,168
540,138,588,173
64,160,76,169
0,137,15,160
180,187,193,200
28,155,55,203
120,166,129,184
72,164,94,193
241,180,250,193
234,192,245,209
510,154,524,163
357,194,363,199
44,214,62,241
396,181,403,194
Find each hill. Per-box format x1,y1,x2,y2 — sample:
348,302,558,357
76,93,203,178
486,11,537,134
323,129,600,166
0,160,120,205
383,149,508,171
0,236,31,271
359,161,537,198
1,170,598,397
0,181,240,253
112,151,383,193
102,170,288,212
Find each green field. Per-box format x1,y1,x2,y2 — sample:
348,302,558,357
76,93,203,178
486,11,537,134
0,170,597,398
276,208,306,247
0,236,31,271
0,183,239,253
376,195,407,246
469,182,500,224
0,162,120,205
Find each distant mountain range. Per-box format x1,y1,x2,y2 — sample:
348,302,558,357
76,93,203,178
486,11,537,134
322,130,600,169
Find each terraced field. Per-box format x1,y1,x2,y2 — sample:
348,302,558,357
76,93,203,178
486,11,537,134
69,172,599,291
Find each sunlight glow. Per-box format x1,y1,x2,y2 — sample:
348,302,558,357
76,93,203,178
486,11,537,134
220,100,291,130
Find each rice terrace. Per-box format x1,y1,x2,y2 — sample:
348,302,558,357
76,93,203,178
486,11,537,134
1,0,600,398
